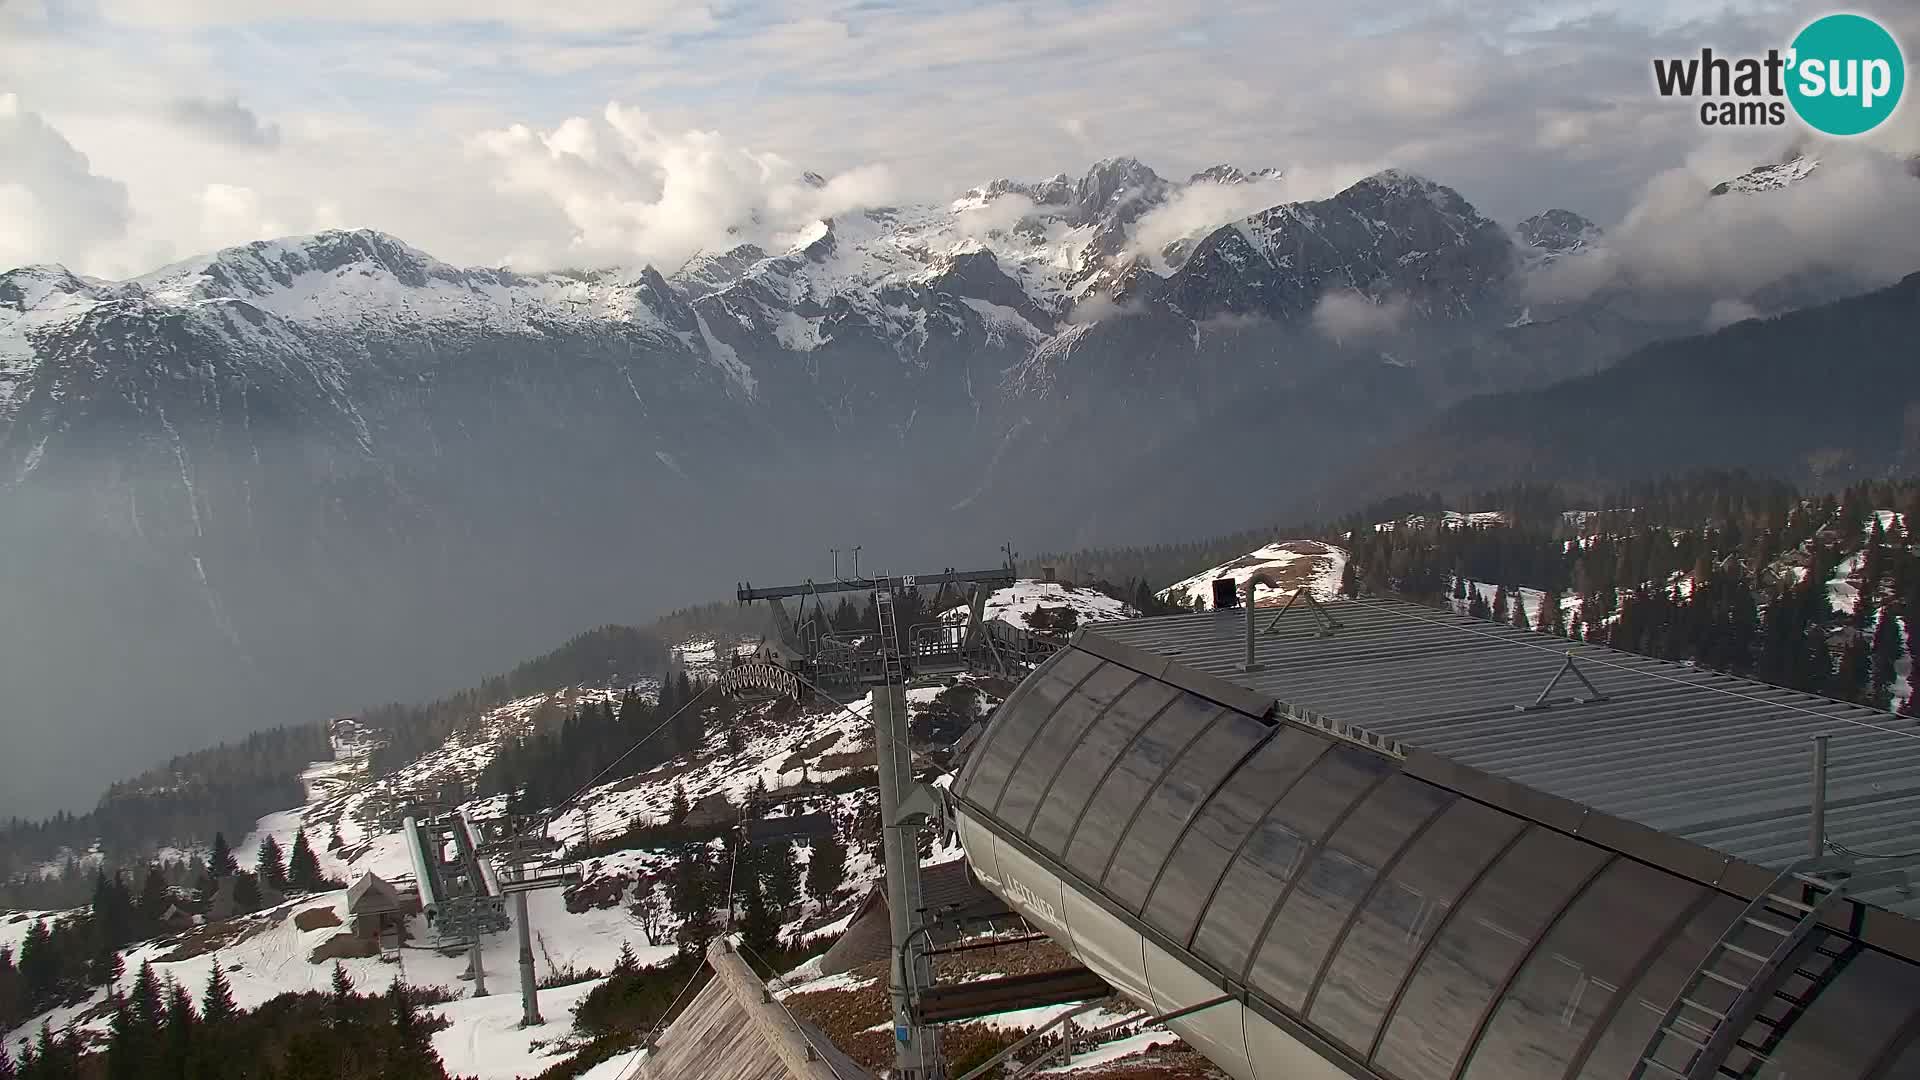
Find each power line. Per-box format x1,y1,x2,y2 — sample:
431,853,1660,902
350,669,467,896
550,678,727,819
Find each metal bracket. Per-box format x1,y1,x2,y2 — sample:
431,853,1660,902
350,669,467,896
1520,652,1609,711
895,783,946,829
1262,589,1341,637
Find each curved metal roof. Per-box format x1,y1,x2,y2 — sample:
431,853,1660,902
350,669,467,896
1083,597,1920,924
948,602,1920,1080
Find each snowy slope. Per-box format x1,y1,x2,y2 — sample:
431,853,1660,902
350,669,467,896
1159,541,1348,609
941,579,1138,631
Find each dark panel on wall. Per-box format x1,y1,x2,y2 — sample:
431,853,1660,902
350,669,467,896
1103,710,1268,911
1142,727,1331,944
1309,797,1526,1057
1191,746,1393,977
1027,678,1183,855
1372,826,1607,1080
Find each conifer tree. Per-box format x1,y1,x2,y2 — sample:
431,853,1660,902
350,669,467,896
287,830,323,892
330,962,354,1021
131,961,165,1036
387,981,442,1080
139,866,171,929
1510,591,1531,630
763,842,799,917
668,785,691,826
1338,559,1360,598
208,833,238,879
739,881,780,960
163,978,196,1080
257,836,288,893
107,990,139,1080
1467,586,1491,620
0,1038,13,1080
1870,607,1902,710
201,959,236,1026
234,873,262,913
613,942,638,974
1490,584,1510,624
805,830,847,903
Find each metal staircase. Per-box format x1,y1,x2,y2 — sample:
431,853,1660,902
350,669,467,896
1631,856,1895,1080
875,588,906,686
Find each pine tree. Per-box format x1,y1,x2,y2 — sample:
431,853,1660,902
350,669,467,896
0,1039,13,1080
763,842,800,917
668,784,691,826
107,990,140,1080
387,981,442,1080
1490,584,1511,624
208,833,238,879
738,881,780,960
257,836,288,893
163,979,196,1080
1466,586,1491,620
131,960,165,1035
1870,607,1902,710
613,942,638,974
288,830,323,892
805,830,847,903
201,959,236,1025
330,963,354,1023
139,866,171,930
234,873,263,913
1338,559,1360,598
1510,590,1532,630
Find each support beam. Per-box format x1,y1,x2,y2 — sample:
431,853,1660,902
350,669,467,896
738,568,1013,603
874,681,943,1079
703,940,843,1080
515,892,541,1026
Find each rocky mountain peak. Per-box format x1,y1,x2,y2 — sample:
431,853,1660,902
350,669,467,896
1712,154,1819,195
1074,156,1167,215
1187,164,1281,185
1516,209,1602,255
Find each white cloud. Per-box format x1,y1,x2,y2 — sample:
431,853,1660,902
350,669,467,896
1528,146,1920,304
2,0,1917,283
953,193,1039,242
1312,289,1411,342
0,94,131,271
167,96,281,149
1705,298,1763,329
468,104,898,270
1129,165,1383,270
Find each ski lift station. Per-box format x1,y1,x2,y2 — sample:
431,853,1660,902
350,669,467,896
949,595,1920,1080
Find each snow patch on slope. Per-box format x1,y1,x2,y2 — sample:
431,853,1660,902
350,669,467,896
1159,541,1348,609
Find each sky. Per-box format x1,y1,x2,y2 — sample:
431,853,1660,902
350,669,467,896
2,0,1918,278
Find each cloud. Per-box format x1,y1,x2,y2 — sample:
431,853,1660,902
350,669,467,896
1312,289,1411,342
468,104,898,270
0,94,131,271
1705,298,1763,330
1527,146,1920,306
167,96,281,149
1130,165,1384,270
953,193,1039,242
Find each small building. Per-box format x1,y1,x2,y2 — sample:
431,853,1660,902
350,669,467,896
818,858,1017,976
345,872,415,949
685,792,736,828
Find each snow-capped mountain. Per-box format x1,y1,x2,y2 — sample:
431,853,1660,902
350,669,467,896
1712,153,1820,195
1158,540,1349,609
0,155,1890,810
1515,209,1603,260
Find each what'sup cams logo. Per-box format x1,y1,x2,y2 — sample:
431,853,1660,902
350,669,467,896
1654,13,1906,135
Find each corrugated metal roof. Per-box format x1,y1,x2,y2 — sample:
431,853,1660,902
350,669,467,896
1086,597,1920,919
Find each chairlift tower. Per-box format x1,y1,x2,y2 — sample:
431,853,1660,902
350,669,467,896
476,813,583,1027
731,553,1065,1080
